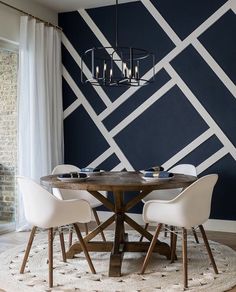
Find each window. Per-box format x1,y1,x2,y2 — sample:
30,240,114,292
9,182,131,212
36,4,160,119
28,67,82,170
0,38,18,233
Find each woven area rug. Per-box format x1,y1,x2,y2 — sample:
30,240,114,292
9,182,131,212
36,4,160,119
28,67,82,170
0,230,236,292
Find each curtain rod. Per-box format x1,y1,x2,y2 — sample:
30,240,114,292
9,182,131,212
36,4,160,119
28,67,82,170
0,0,62,31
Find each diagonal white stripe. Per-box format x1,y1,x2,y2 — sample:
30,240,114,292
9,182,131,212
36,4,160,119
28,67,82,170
165,63,236,161
229,0,236,13
196,147,228,174
185,0,231,42
88,148,114,168
192,39,236,98
62,34,112,108
111,163,124,171
63,66,134,170
163,128,215,170
64,99,81,119
110,79,175,137
141,0,181,46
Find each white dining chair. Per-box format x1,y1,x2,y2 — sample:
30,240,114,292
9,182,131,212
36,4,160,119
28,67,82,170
140,174,218,289
140,164,199,242
17,176,96,288
52,164,107,244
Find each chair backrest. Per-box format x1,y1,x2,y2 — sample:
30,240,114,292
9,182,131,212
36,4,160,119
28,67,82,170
169,164,197,176
52,164,106,205
143,164,197,201
52,164,80,174
52,164,80,200
170,174,218,227
17,176,61,227
17,176,92,228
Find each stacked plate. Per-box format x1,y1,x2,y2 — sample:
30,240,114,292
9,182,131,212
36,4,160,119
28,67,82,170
79,168,104,176
140,166,174,181
57,172,87,182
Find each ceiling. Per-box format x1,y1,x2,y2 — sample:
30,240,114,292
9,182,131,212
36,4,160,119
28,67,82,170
32,0,138,12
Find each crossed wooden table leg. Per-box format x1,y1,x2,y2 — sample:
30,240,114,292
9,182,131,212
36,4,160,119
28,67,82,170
66,190,171,277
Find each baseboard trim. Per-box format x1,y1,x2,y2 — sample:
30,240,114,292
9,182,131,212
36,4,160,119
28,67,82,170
97,211,236,233
203,219,236,233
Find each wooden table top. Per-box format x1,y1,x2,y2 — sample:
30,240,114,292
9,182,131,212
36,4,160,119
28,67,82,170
41,171,197,192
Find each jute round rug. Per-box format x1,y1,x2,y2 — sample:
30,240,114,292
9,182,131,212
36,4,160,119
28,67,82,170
0,230,236,292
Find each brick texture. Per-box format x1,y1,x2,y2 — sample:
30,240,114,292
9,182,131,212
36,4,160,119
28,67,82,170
0,49,18,222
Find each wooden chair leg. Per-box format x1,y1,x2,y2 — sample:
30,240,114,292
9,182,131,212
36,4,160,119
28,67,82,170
182,227,188,289
191,227,199,244
20,226,37,274
140,223,163,274
73,223,96,274
84,223,89,235
68,228,73,248
139,223,149,242
93,209,106,242
52,229,57,242
199,225,218,274
59,230,67,262
164,224,168,237
170,227,177,264
170,225,174,250
48,228,54,288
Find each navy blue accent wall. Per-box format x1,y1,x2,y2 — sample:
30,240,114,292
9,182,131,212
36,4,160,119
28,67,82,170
59,1,236,220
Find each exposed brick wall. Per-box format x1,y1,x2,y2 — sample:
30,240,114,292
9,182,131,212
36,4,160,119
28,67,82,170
0,49,18,222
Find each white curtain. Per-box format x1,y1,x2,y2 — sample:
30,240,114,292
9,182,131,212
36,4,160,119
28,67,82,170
17,16,64,230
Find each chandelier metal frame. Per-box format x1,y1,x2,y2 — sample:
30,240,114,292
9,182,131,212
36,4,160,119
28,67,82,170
81,0,155,87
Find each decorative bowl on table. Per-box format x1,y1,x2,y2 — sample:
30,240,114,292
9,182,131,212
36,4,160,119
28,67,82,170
140,165,164,174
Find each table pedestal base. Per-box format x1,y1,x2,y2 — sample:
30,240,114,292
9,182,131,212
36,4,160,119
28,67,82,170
66,225,171,277
68,241,171,259
66,190,172,277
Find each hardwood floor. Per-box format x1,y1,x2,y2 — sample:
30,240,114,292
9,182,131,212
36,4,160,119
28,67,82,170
203,230,236,251
0,225,235,291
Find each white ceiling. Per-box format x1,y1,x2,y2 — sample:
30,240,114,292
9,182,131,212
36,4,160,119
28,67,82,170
32,0,138,12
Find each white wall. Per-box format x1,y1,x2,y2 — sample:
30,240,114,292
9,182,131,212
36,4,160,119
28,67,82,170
0,0,58,43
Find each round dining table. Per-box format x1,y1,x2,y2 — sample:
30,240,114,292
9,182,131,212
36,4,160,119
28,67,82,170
41,171,197,277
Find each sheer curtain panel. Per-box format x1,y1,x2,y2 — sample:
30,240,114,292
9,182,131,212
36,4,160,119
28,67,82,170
17,16,64,230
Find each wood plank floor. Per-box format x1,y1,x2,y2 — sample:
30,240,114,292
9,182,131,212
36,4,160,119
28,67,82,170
0,226,235,291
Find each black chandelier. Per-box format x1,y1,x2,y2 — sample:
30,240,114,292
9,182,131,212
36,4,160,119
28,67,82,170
81,0,155,87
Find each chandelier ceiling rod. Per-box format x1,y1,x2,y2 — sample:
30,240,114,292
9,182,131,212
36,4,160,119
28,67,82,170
115,0,118,47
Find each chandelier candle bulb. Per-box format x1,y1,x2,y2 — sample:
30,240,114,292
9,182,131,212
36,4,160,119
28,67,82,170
103,63,107,78
129,69,132,79
135,65,138,79
96,66,99,79
123,63,127,77
110,68,113,80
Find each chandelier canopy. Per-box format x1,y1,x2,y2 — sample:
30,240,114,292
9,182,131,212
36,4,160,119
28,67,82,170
81,0,155,87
